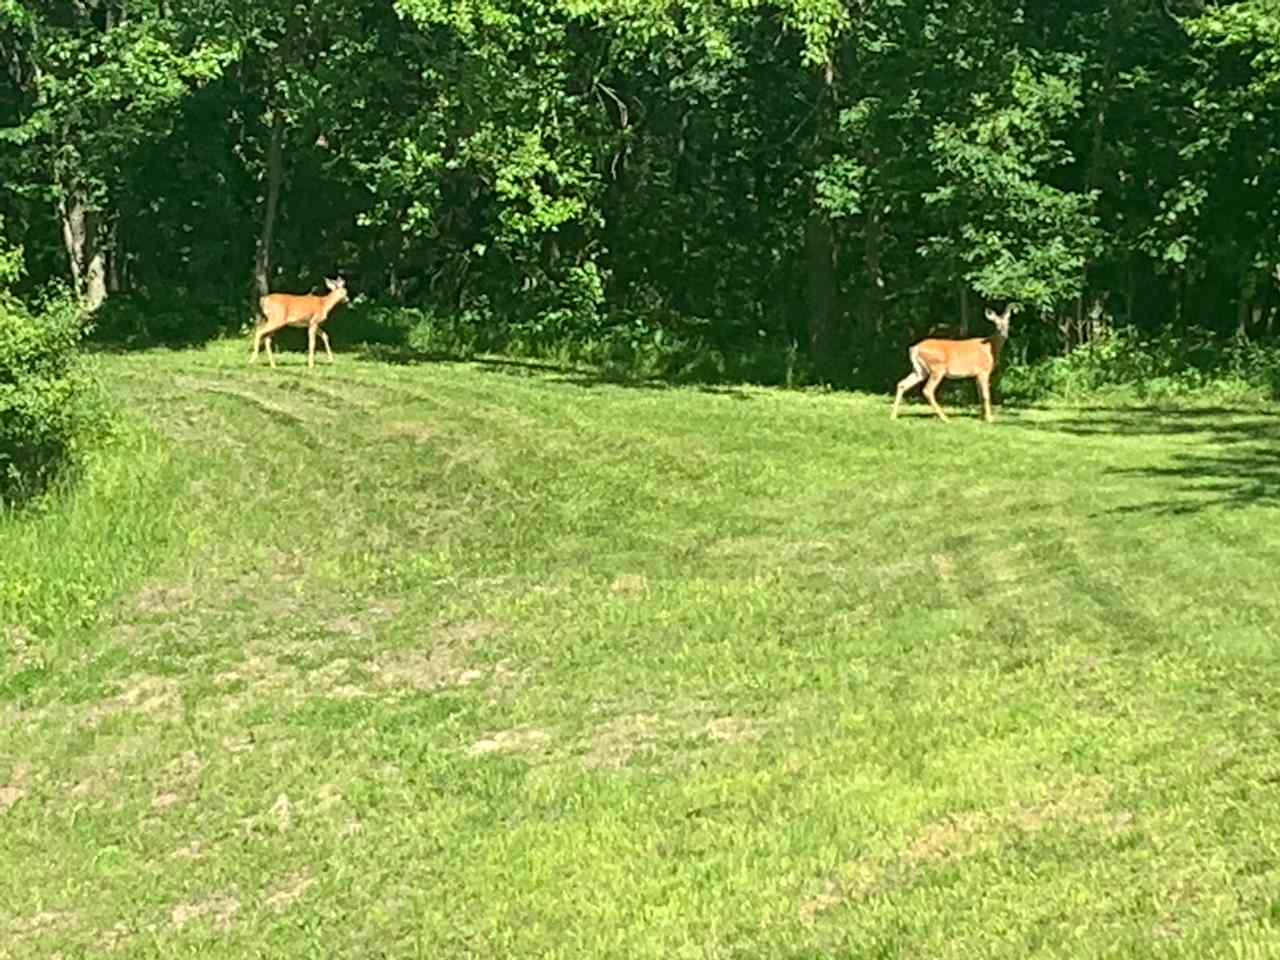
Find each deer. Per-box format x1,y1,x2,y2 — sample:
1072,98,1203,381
891,304,1014,423
250,277,349,369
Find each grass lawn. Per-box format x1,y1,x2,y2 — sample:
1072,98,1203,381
3,340,1280,958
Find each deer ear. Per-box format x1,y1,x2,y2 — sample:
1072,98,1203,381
985,308,998,322
325,278,337,289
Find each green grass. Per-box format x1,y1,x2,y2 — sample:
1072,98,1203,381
3,339,1280,958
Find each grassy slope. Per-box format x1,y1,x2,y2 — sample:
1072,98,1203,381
3,341,1280,958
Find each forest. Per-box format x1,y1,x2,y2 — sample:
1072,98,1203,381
4,0,1280,392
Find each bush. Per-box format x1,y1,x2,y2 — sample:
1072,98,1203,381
0,293,103,505
1000,325,1280,404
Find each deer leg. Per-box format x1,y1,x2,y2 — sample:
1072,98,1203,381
264,334,276,368
307,325,317,370
251,323,273,364
892,371,924,419
977,372,993,422
319,328,334,364
922,370,948,421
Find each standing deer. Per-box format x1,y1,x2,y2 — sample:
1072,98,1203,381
251,277,349,369
891,304,1014,422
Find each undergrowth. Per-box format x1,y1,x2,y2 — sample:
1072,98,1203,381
1001,325,1280,405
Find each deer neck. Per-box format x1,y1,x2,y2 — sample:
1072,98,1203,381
988,331,1007,360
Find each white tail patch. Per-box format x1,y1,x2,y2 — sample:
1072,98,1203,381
908,346,930,382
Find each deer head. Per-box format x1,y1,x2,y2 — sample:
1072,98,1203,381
984,305,1014,340
325,277,349,304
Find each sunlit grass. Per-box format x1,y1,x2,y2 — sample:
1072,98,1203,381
3,340,1280,958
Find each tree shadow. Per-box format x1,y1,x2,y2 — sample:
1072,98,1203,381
1105,446,1280,514
540,370,754,400
355,343,483,367
1005,405,1280,515
355,344,755,398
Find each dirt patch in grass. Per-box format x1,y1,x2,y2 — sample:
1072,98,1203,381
171,840,206,861
221,733,255,754
704,715,766,744
151,791,182,811
440,619,503,645
265,872,317,913
930,553,956,580
147,749,203,814
467,727,552,758
372,645,463,692
8,909,76,941
83,675,180,728
798,883,843,924
382,420,438,444
326,599,403,641
170,894,239,930
579,710,767,771
582,713,671,770
131,580,198,617
902,810,990,866
215,634,514,711
0,784,28,811
372,619,510,694
4,624,43,673
217,652,371,704
610,573,649,595
1009,779,1113,833
1,762,32,812
213,655,302,711
270,792,295,830
313,782,345,814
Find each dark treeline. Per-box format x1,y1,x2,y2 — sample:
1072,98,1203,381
3,0,1280,384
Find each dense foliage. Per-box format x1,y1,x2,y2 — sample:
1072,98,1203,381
3,0,1280,388
0,287,98,504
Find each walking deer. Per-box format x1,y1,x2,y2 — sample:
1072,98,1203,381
891,305,1014,422
251,277,349,369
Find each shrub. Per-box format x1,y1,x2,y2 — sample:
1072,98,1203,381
1000,325,1280,404
0,292,103,505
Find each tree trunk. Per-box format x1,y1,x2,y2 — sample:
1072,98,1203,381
1125,258,1138,328
107,215,123,294
858,201,884,339
806,58,839,381
59,194,84,295
805,207,837,378
1078,1,1124,345
58,188,108,311
959,284,970,337
253,110,286,298
1232,273,1257,339
84,229,107,309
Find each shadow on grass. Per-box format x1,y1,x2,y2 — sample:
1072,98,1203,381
1007,405,1280,514
1106,446,1280,514
1014,404,1275,441
355,343,756,399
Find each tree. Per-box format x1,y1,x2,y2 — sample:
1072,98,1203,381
0,0,232,308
